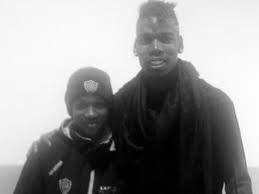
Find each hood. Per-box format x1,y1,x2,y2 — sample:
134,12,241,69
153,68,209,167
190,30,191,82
59,118,115,152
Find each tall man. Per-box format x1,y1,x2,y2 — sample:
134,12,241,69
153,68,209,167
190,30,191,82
15,67,123,194
114,1,252,194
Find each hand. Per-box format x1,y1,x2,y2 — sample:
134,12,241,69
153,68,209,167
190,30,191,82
26,129,57,157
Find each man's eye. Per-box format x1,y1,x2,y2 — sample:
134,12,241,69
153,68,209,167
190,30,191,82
94,103,106,109
137,35,154,45
158,34,175,44
75,103,86,109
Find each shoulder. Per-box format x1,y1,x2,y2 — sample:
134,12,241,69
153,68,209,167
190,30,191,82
34,129,63,154
28,129,70,170
197,79,238,131
115,73,140,101
198,79,234,109
197,79,239,134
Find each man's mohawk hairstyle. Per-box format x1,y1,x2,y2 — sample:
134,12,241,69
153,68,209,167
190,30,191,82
138,0,179,26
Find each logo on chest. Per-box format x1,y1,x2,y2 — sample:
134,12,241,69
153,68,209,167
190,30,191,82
59,178,72,194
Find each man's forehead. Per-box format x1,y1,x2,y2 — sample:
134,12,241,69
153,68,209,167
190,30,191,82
137,16,179,33
77,95,105,104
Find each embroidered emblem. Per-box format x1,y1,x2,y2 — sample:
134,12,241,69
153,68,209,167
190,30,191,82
59,178,72,194
49,160,63,176
84,80,99,93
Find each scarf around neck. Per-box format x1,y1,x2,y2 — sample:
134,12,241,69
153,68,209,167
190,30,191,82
118,59,213,194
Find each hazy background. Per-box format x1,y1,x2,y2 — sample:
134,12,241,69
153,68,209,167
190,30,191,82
0,0,258,168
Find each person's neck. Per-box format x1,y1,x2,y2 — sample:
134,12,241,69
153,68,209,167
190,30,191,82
141,65,179,113
69,121,111,145
142,65,178,93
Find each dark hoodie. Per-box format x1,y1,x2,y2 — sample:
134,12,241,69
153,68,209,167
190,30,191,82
14,119,123,194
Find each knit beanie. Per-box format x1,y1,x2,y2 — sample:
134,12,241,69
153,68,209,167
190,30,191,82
65,67,113,116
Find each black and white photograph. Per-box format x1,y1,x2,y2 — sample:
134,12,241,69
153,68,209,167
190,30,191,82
0,0,258,193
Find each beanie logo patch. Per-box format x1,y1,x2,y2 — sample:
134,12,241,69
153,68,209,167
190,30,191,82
84,80,99,93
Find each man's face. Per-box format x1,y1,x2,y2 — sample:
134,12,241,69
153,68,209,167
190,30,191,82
71,95,109,138
135,17,183,76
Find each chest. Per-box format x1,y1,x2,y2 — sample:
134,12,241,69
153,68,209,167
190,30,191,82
42,151,119,194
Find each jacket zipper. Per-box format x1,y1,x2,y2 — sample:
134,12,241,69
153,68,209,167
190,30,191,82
87,170,95,194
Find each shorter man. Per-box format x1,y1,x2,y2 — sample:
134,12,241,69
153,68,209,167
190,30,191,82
14,67,122,194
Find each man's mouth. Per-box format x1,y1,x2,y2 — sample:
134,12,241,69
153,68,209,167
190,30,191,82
149,59,165,69
87,123,98,128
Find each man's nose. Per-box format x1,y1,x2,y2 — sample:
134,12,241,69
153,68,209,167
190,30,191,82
84,106,97,118
149,39,163,56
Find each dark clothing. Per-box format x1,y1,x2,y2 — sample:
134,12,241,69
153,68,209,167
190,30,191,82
14,124,122,194
114,59,252,194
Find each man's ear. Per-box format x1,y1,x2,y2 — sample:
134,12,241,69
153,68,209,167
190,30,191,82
133,38,138,56
178,35,184,53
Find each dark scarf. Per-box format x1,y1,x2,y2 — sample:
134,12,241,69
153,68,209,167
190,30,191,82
118,59,213,194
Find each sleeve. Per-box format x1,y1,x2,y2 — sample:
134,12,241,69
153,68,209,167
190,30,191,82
14,152,45,194
212,94,252,194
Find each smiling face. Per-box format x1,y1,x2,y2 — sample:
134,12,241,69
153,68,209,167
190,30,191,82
71,95,109,139
135,17,183,77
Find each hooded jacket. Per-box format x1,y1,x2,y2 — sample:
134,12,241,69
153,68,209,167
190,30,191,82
14,119,122,194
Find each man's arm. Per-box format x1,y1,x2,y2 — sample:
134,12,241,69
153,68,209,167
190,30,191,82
26,129,57,157
211,92,252,194
223,100,252,194
14,151,45,194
